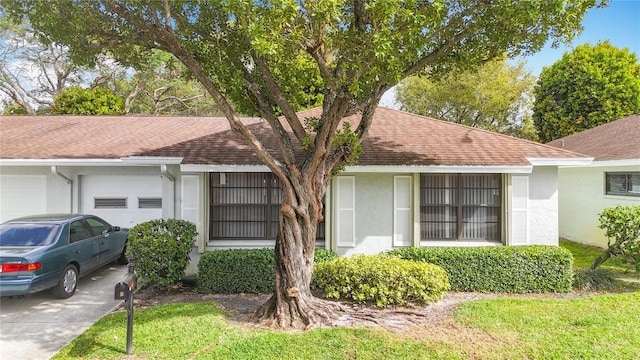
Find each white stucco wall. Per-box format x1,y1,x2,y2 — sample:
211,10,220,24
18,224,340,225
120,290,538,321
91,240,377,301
526,166,560,246
558,164,640,248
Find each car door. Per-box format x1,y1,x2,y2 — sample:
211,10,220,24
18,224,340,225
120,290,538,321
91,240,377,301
67,220,101,275
85,217,122,266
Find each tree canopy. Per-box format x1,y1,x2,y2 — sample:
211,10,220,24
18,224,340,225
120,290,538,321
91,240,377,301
396,57,538,140
3,0,602,329
533,41,640,142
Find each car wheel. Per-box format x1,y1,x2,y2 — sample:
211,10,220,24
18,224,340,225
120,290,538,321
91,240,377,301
51,264,78,299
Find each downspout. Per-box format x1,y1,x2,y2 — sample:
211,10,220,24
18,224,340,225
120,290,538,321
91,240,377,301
51,166,73,213
160,164,175,218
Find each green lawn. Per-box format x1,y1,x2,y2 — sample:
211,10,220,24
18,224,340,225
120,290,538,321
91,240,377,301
53,240,639,360
560,239,639,279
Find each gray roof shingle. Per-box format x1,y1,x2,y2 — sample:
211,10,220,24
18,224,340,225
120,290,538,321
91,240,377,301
1,107,586,166
547,114,640,161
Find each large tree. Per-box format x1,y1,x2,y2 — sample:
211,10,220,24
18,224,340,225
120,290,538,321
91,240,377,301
396,57,538,140
0,16,82,113
4,0,601,328
533,41,640,142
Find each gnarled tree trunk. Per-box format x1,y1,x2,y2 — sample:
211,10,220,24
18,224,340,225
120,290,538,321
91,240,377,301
251,171,342,329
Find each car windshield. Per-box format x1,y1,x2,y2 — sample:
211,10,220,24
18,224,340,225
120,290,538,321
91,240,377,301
0,223,61,247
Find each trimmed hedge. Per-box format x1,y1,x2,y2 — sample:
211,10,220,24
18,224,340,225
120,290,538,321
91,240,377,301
313,254,451,308
127,219,197,290
197,248,338,294
388,246,573,293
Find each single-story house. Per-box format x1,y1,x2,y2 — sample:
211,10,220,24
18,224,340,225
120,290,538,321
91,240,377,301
1,107,591,267
547,114,640,248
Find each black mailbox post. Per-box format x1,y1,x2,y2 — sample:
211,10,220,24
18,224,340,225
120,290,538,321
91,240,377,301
114,255,137,355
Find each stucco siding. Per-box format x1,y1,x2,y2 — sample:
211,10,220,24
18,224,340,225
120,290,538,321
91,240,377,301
527,166,560,246
558,165,640,248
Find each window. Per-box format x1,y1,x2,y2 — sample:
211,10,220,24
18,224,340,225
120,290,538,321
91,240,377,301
606,172,640,197
209,173,325,241
420,174,501,241
69,221,91,242
85,217,109,235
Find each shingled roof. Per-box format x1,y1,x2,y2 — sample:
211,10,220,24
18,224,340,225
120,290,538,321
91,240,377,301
0,107,587,167
547,114,640,162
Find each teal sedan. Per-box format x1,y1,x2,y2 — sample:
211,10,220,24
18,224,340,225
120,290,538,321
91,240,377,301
0,214,128,298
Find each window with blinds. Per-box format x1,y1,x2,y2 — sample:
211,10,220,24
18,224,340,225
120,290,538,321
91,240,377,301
209,173,325,241
420,173,501,241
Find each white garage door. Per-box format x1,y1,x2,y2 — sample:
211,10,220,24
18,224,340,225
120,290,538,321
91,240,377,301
80,175,162,228
0,175,47,223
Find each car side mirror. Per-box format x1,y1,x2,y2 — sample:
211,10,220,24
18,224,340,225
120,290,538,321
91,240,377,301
112,226,121,232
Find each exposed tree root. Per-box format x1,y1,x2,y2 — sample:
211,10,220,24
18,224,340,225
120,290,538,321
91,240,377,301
250,294,346,330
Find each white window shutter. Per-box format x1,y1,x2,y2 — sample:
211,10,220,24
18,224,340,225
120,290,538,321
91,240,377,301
394,176,412,247
336,176,355,247
511,176,529,245
181,175,199,225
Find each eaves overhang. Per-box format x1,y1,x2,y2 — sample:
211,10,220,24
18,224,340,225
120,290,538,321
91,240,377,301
526,157,594,167
180,164,535,174
0,157,183,167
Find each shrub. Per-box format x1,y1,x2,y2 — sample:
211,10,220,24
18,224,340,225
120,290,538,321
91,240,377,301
197,248,338,294
592,205,640,270
573,268,618,291
312,254,450,308
388,246,573,293
127,219,197,290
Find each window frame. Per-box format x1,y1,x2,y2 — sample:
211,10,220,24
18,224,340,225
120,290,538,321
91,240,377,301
605,172,640,197
419,173,502,241
208,172,325,241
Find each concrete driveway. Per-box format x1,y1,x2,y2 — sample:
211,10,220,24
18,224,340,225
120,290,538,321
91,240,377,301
0,263,128,360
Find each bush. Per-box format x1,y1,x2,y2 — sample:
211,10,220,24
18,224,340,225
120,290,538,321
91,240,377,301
197,248,338,294
127,219,197,290
388,246,573,293
592,205,640,270
312,254,450,308
573,268,618,291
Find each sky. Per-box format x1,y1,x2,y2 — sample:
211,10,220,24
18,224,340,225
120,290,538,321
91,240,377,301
381,0,640,108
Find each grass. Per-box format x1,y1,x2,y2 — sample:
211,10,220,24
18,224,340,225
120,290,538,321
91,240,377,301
53,240,639,360
560,239,639,279
53,290,640,360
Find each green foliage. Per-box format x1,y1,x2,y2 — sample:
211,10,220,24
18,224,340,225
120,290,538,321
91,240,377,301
52,85,125,115
197,248,338,294
533,41,640,142
572,268,618,291
591,205,640,270
312,254,450,308
389,246,574,293
1,102,28,115
127,219,197,290
397,57,538,140
197,249,275,294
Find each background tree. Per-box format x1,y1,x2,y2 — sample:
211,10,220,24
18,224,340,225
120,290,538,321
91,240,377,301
111,50,224,116
0,15,116,114
396,57,538,140
51,85,125,115
533,41,640,142
5,0,600,329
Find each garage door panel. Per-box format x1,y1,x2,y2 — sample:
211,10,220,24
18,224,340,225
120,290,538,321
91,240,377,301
80,175,162,227
0,175,47,222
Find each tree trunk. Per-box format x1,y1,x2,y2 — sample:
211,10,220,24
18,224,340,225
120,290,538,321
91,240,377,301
590,251,612,270
250,176,342,329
